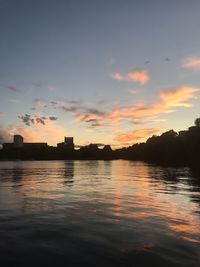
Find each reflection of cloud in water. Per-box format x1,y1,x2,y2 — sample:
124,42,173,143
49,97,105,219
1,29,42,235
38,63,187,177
107,161,200,247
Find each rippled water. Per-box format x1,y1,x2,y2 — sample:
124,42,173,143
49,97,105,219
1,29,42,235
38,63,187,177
0,160,200,266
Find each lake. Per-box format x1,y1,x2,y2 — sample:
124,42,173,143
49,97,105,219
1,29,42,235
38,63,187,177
0,160,199,266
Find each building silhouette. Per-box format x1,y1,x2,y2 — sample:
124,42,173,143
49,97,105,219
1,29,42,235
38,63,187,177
57,137,74,151
3,135,47,150
14,135,23,148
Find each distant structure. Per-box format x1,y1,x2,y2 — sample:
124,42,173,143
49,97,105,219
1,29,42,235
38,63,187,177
57,137,75,151
3,135,48,150
14,135,23,148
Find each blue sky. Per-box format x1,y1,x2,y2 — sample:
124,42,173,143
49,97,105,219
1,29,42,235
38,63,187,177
0,0,200,147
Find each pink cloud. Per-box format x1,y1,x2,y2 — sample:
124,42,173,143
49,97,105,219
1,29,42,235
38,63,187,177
111,69,149,85
182,57,200,70
110,72,125,81
127,69,149,84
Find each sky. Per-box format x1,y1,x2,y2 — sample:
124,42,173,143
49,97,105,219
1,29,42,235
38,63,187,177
0,0,200,148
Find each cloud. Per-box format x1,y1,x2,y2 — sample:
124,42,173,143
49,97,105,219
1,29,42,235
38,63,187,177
18,114,34,126
18,114,58,126
111,69,149,85
35,117,46,125
49,116,58,121
83,108,105,118
62,106,80,113
115,128,161,143
128,88,141,94
28,86,199,130
32,82,56,92
8,99,19,103
127,69,149,84
72,86,199,126
32,81,44,88
47,85,56,91
159,86,199,107
182,57,200,70
7,86,20,92
32,98,49,110
111,72,125,81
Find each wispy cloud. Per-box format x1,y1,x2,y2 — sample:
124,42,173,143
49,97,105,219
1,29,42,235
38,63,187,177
128,88,141,94
182,57,200,71
18,114,58,126
159,86,199,107
71,86,199,126
8,99,19,103
32,98,48,109
111,69,149,85
32,81,44,88
47,85,56,91
7,86,20,92
28,86,199,130
32,82,56,92
115,128,161,143
111,72,125,81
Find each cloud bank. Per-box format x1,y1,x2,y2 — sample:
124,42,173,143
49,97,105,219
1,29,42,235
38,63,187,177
69,86,199,128
32,86,199,131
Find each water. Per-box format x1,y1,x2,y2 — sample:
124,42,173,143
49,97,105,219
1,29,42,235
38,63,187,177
0,160,199,267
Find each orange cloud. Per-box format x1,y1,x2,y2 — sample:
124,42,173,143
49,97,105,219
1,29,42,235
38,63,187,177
182,57,200,70
111,69,149,85
108,86,199,122
159,86,199,107
115,128,161,143
127,69,149,84
75,86,200,128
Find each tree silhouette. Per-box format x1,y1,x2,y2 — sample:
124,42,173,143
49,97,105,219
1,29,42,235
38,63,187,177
1,117,200,167
194,117,200,127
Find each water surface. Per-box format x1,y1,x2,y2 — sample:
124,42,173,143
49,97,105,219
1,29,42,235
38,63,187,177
0,160,199,266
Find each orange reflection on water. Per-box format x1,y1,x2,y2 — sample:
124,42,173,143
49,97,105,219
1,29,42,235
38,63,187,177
109,161,200,244
2,160,200,246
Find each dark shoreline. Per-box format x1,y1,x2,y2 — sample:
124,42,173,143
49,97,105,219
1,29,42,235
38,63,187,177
1,122,200,169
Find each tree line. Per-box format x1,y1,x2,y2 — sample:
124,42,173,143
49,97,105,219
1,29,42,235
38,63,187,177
0,117,200,167
118,117,200,166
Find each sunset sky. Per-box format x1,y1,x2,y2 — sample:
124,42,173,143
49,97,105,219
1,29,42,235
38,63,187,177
1,0,200,147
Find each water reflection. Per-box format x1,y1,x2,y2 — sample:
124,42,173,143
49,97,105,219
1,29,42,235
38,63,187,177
0,160,199,267
63,161,74,187
11,168,24,186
